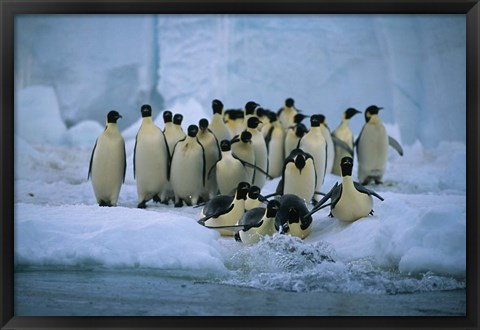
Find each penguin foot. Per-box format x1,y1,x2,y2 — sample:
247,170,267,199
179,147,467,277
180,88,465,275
311,198,318,206
328,212,333,218
137,201,147,209
174,200,184,208
369,209,375,216
153,195,162,203
99,200,112,207
234,233,242,242
374,179,383,185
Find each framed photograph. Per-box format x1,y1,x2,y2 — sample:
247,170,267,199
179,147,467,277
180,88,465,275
1,0,478,329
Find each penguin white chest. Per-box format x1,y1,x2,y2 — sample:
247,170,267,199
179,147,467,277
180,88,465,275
332,185,373,222
239,218,276,244
216,155,246,195
170,141,204,203
91,131,125,205
358,124,389,173
283,161,315,202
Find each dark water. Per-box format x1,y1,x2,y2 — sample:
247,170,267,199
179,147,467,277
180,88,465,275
15,269,466,316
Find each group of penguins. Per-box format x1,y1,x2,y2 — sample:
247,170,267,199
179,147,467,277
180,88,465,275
88,98,404,244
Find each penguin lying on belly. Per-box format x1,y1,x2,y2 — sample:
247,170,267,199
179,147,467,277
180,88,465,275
304,156,384,222
275,194,313,239
235,200,281,244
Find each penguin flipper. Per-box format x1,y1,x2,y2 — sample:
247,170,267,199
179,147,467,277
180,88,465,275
162,131,172,181
123,143,127,183
303,184,337,218
197,203,235,225
233,153,274,180
388,136,404,156
203,224,247,233
133,134,138,179
353,181,384,201
331,136,354,156
88,139,98,180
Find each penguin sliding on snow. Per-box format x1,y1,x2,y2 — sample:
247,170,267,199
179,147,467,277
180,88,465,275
356,105,404,185
275,194,313,239
235,200,281,244
304,156,384,222
133,104,169,208
331,108,361,176
198,182,250,236
170,124,206,207
88,110,126,207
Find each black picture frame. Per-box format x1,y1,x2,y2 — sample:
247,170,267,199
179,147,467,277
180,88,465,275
1,0,478,329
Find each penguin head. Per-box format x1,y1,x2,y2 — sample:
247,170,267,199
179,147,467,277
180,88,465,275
245,101,259,115
220,139,231,151
267,111,278,123
295,123,308,138
365,105,383,122
294,153,306,170
345,108,361,120
187,124,198,137
198,118,209,131
293,113,309,124
107,111,122,124
248,186,261,200
140,104,152,118
285,98,295,108
235,182,251,200
340,156,354,177
212,99,224,114
247,116,262,129
266,200,281,218
163,110,173,123
239,131,253,143
310,115,321,127
256,107,267,120
173,114,184,125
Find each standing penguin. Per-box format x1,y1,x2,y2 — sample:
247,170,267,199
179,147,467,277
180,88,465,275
298,115,327,203
231,131,256,184
236,200,281,244
88,110,126,207
133,105,169,208
209,99,231,145
356,105,404,185
304,157,384,222
275,194,312,239
284,115,309,158
213,140,249,195
264,112,285,179
198,182,250,236
331,108,361,176
197,118,221,199
279,149,317,203
170,124,206,207
277,98,299,131
246,116,269,188
243,101,260,130
164,112,186,158
224,109,245,137
317,115,335,175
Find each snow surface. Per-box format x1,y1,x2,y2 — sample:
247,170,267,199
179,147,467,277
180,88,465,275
13,14,466,295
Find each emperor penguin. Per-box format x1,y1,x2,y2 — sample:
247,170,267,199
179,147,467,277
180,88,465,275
224,109,245,137
245,185,267,211
317,115,335,175
275,194,312,239
279,148,317,203
198,182,250,236
164,112,186,158
331,108,361,176
304,156,384,222
298,115,327,203
231,131,256,184
236,200,281,244
213,140,249,195
170,124,206,207
356,105,404,185
197,118,221,199
88,110,126,207
243,101,260,130
263,112,285,179
284,115,309,158
133,104,169,208
277,97,299,131
209,99,231,145
246,116,269,188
